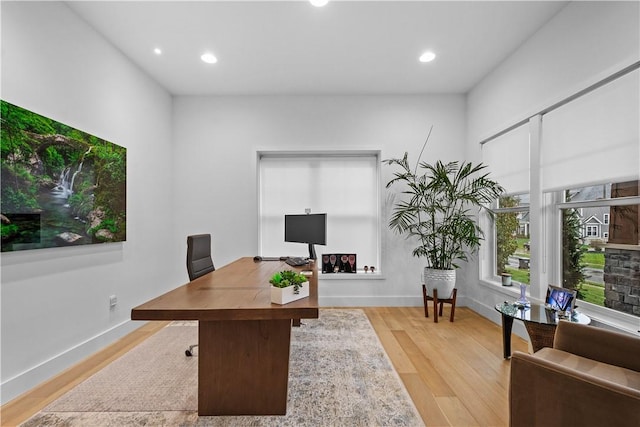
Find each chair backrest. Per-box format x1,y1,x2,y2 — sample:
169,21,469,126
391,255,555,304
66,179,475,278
186,234,215,281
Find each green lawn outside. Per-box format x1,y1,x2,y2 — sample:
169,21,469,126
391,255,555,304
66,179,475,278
582,251,605,268
502,237,606,305
579,281,605,306
503,268,604,305
514,237,530,259
505,267,529,285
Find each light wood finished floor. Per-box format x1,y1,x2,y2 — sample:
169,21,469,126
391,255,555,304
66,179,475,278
1,307,527,427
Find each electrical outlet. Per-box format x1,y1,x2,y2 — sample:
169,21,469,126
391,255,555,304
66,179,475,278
109,295,117,308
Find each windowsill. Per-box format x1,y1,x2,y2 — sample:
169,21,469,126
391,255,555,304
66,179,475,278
478,278,538,301
573,301,640,336
479,278,640,336
605,243,640,251
318,272,385,280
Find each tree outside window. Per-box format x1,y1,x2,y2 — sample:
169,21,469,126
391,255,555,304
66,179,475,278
496,196,518,275
562,200,586,299
495,195,530,284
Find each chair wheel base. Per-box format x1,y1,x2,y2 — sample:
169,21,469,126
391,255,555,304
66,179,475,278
185,344,198,357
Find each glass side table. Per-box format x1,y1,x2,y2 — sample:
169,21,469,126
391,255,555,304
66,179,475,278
495,301,590,359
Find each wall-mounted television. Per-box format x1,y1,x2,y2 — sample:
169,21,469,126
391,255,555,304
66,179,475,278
284,213,326,260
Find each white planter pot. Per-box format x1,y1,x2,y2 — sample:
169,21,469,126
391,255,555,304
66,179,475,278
271,282,309,305
423,268,456,299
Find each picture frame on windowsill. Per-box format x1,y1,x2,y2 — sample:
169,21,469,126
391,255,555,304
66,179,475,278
321,253,356,273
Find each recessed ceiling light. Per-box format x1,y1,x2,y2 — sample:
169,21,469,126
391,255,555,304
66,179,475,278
310,0,329,7
419,51,436,63
153,47,162,55
201,52,218,64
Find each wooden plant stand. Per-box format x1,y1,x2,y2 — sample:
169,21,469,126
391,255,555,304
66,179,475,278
422,285,457,323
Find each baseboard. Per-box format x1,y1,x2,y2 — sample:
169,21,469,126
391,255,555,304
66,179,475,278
316,295,529,342
318,295,425,307
1,319,141,405
465,298,529,340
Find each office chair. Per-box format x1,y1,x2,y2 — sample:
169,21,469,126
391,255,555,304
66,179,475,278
185,233,215,356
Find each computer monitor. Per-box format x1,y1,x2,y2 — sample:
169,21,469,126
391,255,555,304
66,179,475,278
545,285,577,312
284,213,327,260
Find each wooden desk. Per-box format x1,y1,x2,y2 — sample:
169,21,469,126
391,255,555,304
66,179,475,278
131,257,319,416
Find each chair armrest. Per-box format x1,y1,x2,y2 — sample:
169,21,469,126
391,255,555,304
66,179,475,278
510,351,640,427
553,321,640,372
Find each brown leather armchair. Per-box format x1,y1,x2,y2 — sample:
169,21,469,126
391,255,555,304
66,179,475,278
509,321,640,427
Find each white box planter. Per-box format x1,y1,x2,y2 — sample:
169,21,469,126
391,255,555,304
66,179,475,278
271,282,309,305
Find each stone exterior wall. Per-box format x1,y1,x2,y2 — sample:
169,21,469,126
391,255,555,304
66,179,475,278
603,248,640,316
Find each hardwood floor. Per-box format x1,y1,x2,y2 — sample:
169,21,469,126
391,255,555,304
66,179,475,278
0,320,170,427
0,307,527,427
366,306,528,426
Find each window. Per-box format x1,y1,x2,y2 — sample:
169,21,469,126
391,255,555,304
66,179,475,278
560,182,640,312
482,123,531,285
494,194,530,284
585,225,598,237
544,67,639,319
480,66,639,323
258,151,380,272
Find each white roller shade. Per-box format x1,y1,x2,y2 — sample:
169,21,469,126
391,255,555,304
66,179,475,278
541,69,640,191
482,123,530,194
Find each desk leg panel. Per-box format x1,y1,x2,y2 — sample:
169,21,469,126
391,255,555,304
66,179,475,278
198,319,292,416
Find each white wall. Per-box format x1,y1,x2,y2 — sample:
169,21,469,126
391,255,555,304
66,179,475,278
468,1,639,145
465,1,640,328
171,95,466,305
0,2,178,403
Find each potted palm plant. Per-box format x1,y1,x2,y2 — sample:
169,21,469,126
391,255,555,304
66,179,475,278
384,131,503,298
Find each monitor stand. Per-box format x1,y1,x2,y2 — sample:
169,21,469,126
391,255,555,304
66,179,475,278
308,243,317,260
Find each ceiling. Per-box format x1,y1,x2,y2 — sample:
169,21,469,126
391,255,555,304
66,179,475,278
66,1,568,96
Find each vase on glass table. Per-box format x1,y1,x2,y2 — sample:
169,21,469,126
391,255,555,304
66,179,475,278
516,282,530,307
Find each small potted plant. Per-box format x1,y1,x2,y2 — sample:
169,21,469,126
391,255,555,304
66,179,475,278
270,270,309,305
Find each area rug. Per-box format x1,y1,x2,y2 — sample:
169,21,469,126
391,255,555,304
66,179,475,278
22,309,424,426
